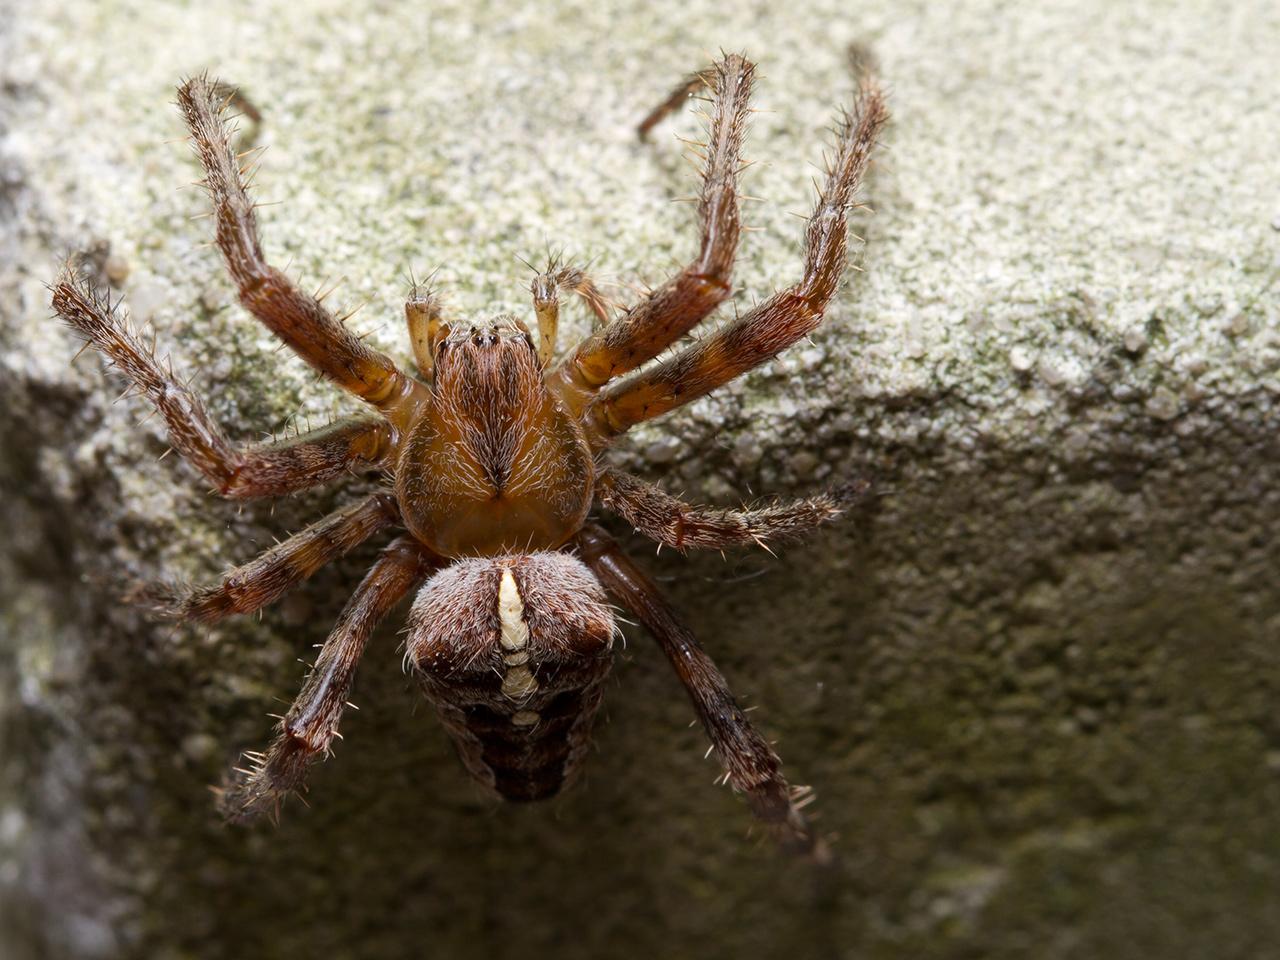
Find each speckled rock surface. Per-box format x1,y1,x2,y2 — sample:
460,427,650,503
2,1,1278,958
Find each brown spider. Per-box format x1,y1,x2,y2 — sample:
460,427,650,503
50,55,887,858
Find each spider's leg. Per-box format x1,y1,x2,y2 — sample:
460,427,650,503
577,524,830,861
176,77,424,421
137,492,401,622
51,272,393,498
531,264,610,368
205,79,263,145
551,55,754,402
596,468,869,552
586,77,888,443
219,535,440,823
636,66,717,141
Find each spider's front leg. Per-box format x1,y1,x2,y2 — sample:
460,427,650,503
50,272,393,498
177,77,424,422
552,54,755,400
220,536,442,823
578,525,829,861
636,65,717,141
587,75,889,441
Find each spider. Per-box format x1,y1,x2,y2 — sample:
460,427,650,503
50,54,887,858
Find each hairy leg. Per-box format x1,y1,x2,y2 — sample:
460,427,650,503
530,263,610,368
51,272,393,498
552,55,755,401
177,76,423,420
577,524,828,860
636,66,716,141
205,79,263,144
219,535,440,823
137,492,401,622
596,468,869,552
587,76,888,441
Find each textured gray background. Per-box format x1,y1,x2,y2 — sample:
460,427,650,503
2,1,1278,958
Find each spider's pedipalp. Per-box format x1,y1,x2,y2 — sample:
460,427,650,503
176,76,426,425
586,75,889,441
219,536,441,823
50,270,394,498
596,468,869,552
135,492,402,623
552,54,755,403
577,524,829,862
530,264,610,368
404,280,449,379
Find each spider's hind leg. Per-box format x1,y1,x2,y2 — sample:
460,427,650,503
50,271,393,498
578,524,831,861
219,536,440,823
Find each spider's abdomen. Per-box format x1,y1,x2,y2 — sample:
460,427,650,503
394,317,593,558
405,552,615,801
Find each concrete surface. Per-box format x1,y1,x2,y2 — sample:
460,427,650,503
1,1,1277,958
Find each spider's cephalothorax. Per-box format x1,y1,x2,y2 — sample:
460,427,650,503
50,55,887,858
397,314,594,557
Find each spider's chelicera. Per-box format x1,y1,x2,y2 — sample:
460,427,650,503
51,55,887,858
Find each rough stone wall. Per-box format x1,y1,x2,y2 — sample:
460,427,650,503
1,1,1277,958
